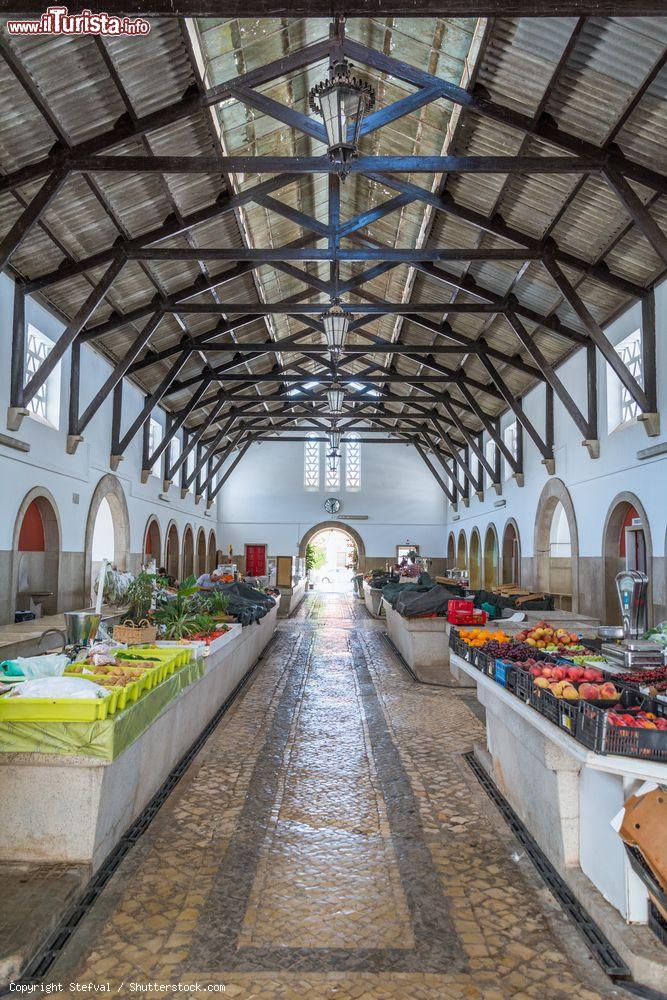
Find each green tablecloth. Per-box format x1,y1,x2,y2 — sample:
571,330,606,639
0,658,204,761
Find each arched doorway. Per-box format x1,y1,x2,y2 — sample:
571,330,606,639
182,525,194,580
299,523,361,592
165,522,180,581
456,531,467,571
143,516,161,568
299,520,366,574
12,489,61,620
196,528,207,576
469,530,482,589
207,530,217,572
602,494,653,626
446,533,455,568
534,479,579,612
83,475,131,605
501,520,520,586
483,525,499,589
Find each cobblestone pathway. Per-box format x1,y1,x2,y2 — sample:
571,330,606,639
51,593,621,999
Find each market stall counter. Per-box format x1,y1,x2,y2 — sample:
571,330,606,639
277,576,307,618
363,580,385,618
0,605,277,871
383,598,450,683
449,627,667,990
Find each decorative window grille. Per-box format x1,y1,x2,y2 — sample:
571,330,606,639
618,330,643,425
503,421,517,481
169,437,180,472
304,433,321,490
149,419,163,477
25,325,60,427
325,453,340,490
484,439,496,489
345,434,361,491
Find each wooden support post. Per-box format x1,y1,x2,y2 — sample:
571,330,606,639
110,382,123,470
67,339,82,454
640,288,659,437
478,353,554,464
514,420,525,486
584,341,600,457
7,282,27,431
144,376,211,483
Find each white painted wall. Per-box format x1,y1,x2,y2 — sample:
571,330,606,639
218,436,448,559
0,273,218,591
448,279,667,617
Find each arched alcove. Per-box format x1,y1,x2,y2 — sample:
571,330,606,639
207,530,217,572
501,519,521,586
456,531,467,572
12,488,62,620
143,516,161,567
483,524,499,590
602,493,653,626
182,525,195,580
534,479,579,612
83,474,131,605
196,528,207,576
165,522,180,581
469,529,482,589
298,520,366,573
446,533,455,568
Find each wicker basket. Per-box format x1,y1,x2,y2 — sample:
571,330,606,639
113,619,157,644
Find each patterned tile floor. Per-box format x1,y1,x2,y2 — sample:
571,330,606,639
49,593,626,999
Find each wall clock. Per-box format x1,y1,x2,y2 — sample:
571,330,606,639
324,496,341,515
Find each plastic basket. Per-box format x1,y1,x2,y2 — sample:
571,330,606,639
0,691,111,722
494,658,516,693
529,684,562,726
575,691,667,761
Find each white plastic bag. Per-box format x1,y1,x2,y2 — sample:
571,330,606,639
9,676,107,699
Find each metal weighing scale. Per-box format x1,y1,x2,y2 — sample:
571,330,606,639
600,571,663,670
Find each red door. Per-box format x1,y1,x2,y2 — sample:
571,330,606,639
245,544,267,576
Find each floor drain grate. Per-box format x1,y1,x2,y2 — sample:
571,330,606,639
463,751,667,998
3,635,278,995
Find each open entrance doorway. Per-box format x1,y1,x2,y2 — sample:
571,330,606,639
602,495,652,626
306,527,358,592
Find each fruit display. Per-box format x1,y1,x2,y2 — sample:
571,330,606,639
615,666,667,695
608,708,667,731
190,626,230,645
459,627,509,648
514,622,589,655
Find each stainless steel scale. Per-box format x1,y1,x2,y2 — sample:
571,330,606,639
598,571,663,670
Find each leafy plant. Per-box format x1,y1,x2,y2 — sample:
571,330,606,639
122,572,156,622
306,541,326,572
152,575,230,638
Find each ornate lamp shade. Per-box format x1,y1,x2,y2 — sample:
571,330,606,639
327,447,341,473
326,381,345,415
309,60,375,176
322,304,350,353
328,427,341,452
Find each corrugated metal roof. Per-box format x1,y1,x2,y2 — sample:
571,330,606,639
0,13,665,449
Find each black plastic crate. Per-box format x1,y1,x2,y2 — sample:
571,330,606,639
624,844,667,914
648,901,667,948
575,690,667,761
529,684,562,726
515,665,533,703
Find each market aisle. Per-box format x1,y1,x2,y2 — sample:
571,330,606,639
50,594,618,999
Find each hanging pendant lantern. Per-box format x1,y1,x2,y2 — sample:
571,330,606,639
309,59,375,178
327,447,341,473
328,425,341,452
322,304,350,354
327,380,345,415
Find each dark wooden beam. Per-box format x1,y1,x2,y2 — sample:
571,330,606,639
505,311,596,448
2,1,664,14
127,245,538,263
0,168,68,271
604,167,667,267
413,442,456,504
478,354,554,467
207,439,253,506
18,257,125,425
70,153,604,176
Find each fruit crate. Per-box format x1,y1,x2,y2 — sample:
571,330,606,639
493,659,519,695
529,683,564,727
575,690,667,761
